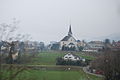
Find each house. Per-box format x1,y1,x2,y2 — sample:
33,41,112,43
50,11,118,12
112,41,120,51
88,41,104,49
82,49,98,52
63,53,80,61
77,40,86,51
77,40,86,47
49,41,60,50
63,53,85,61
83,41,104,52
59,25,78,51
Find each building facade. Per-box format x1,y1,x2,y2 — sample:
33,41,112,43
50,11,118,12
59,25,78,51
83,41,105,52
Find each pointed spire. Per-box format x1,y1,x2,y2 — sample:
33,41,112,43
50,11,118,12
68,24,72,36
69,24,72,34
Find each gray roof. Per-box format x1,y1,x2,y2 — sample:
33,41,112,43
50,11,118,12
61,36,71,41
61,35,76,41
71,53,80,58
61,25,76,41
66,53,80,59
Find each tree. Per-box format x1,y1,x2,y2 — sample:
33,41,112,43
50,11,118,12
0,19,31,64
62,45,65,51
0,19,33,80
39,42,45,52
19,42,25,53
104,39,112,51
91,50,120,80
51,43,59,50
104,39,110,44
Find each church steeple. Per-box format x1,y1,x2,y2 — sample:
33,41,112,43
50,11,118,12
68,24,72,36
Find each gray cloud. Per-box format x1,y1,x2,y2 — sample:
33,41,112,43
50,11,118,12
0,0,120,43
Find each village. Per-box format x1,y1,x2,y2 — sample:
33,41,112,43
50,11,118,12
1,25,120,53
0,0,120,80
0,23,120,80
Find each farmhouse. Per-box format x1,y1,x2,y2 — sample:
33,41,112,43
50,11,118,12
63,53,85,61
63,53,80,61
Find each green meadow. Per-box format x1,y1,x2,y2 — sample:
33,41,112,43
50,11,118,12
30,51,95,65
1,52,103,80
1,67,103,80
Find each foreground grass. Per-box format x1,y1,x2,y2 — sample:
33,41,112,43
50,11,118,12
1,68,103,80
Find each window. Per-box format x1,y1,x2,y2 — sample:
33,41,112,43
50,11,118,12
74,57,77,59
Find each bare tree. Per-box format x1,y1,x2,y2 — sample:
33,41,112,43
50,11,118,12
90,50,120,80
0,19,34,80
0,19,31,64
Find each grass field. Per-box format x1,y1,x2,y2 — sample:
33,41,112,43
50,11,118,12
1,52,103,80
1,67,103,80
30,51,95,65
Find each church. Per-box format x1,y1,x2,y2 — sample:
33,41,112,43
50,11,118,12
59,25,78,51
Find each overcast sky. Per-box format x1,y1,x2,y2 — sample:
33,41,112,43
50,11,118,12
0,0,120,43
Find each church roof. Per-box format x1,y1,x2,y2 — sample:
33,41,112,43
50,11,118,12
61,35,71,41
61,35,76,41
61,24,76,41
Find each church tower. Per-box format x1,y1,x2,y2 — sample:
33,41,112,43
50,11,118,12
68,24,72,36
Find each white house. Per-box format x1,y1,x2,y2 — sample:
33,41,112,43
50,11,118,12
88,41,104,49
83,41,104,52
63,53,86,61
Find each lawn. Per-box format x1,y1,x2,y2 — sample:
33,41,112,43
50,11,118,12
30,52,65,65
1,68,103,80
1,52,103,80
30,51,95,65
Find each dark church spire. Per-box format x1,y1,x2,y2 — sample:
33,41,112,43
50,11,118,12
68,24,72,36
